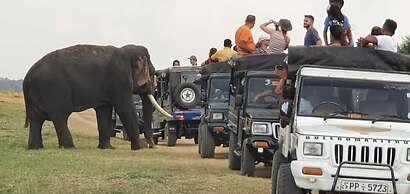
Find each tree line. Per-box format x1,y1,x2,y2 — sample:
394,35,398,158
0,78,23,91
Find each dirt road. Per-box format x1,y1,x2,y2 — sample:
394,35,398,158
68,109,272,178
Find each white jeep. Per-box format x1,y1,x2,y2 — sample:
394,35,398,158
271,57,410,193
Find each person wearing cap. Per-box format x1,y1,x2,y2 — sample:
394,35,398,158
260,19,292,54
304,15,322,46
188,55,198,66
235,15,257,56
211,39,238,62
323,4,352,46
256,35,270,54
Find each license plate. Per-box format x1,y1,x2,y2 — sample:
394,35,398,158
336,180,392,193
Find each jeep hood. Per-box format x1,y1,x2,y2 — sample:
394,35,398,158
297,117,410,141
246,108,280,120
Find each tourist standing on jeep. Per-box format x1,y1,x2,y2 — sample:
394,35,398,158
323,4,352,46
260,19,292,54
211,39,238,62
235,15,256,55
303,15,322,46
358,19,398,53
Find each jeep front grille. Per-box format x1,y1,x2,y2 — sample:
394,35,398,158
334,144,396,166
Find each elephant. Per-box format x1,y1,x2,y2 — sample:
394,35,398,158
23,44,172,150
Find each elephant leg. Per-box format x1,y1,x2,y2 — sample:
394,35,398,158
95,105,114,149
140,94,154,148
28,119,45,149
52,116,75,149
114,98,141,150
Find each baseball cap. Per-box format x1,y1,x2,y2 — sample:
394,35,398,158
188,55,197,61
258,35,270,43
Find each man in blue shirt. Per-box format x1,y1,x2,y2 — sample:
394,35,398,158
304,15,322,46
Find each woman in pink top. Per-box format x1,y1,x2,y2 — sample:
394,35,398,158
260,19,292,54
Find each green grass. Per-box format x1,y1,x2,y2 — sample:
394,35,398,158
0,93,271,194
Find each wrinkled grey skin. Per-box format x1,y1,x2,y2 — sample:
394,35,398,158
23,44,155,150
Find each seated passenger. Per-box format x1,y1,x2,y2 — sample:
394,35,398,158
329,24,346,47
358,19,398,53
211,39,238,62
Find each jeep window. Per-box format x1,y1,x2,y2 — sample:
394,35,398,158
209,78,230,103
247,77,279,108
298,77,410,122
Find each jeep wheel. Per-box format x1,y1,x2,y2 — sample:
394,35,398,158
166,124,177,146
228,131,240,170
200,123,215,158
240,139,255,177
173,82,200,109
271,151,287,194
276,164,303,194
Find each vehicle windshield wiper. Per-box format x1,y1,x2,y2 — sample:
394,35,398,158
323,111,367,121
371,115,407,124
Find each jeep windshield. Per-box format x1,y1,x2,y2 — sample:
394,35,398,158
298,77,410,123
209,77,230,103
247,77,279,108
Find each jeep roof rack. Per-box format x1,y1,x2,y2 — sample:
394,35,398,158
200,61,231,76
287,46,410,76
232,53,287,72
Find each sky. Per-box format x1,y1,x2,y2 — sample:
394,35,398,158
1,0,409,79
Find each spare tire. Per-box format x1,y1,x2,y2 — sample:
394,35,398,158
173,82,200,109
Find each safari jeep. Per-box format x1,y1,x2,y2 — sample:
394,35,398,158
198,62,231,158
112,95,143,140
271,47,410,194
154,66,202,146
228,54,286,176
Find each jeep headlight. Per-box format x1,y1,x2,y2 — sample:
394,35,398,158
303,142,323,156
251,122,272,135
211,113,223,120
407,148,410,161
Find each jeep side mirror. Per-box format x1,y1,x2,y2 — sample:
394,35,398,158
235,95,243,107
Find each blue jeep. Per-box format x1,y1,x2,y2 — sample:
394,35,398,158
154,66,202,146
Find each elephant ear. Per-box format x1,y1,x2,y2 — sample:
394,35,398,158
131,56,151,88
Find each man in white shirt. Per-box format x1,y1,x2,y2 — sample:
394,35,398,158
358,19,398,52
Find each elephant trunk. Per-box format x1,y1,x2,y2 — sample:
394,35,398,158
147,95,172,118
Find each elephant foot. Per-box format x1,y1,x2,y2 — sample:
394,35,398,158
97,143,114,149
131,140,141,150
146,138,155,149
59,144,76,149
28,143,44,150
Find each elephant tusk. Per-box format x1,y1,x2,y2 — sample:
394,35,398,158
147,95,172,118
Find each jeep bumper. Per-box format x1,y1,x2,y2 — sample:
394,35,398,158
246,136,278,162
291,160,410,194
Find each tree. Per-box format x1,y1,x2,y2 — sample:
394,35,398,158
399,35,410,55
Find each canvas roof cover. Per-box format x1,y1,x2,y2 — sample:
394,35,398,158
287,46,410,75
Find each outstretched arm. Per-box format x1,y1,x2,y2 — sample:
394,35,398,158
260,20,277,35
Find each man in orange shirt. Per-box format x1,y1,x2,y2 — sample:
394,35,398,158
235,15,257,55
